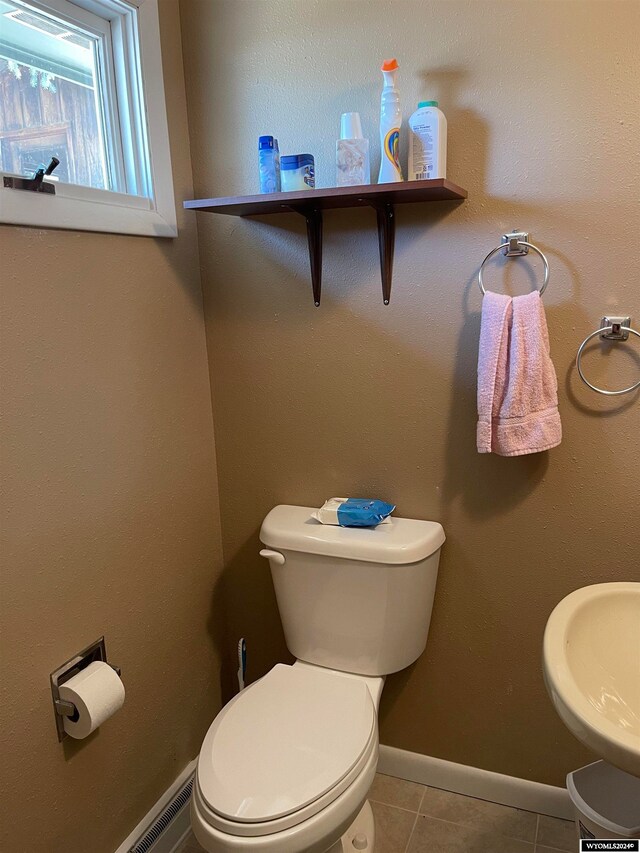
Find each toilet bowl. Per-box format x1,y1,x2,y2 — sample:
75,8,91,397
192,505,445,853
191,662,381,853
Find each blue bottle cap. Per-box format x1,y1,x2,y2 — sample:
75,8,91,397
281,154,315,169
258,135,275,150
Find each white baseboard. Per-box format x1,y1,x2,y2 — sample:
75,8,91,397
378,745,573,820
113,745,572,853
114,759,196,853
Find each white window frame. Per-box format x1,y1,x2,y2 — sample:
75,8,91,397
0,0,177,237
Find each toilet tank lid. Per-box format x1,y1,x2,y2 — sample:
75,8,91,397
260,505,445,564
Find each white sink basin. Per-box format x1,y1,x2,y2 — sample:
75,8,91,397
543,582,640,777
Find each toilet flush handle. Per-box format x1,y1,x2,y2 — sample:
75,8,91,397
259,549,286,565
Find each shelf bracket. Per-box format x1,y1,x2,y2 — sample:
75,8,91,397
285,205,323,306
368,201,396,305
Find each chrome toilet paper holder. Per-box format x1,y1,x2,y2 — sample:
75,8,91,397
50,636,121,742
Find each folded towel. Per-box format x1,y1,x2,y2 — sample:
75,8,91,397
477,290,561,456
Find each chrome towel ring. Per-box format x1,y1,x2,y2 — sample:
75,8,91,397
576,316,640,396
478,231,550,296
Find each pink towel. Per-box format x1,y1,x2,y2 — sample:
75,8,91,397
477,290,561,456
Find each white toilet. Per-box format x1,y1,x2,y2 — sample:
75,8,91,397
191,505,445,853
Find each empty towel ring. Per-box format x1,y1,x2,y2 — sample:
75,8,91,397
478,231,550,296
576,318,640,396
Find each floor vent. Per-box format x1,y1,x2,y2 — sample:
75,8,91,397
129,774,194,853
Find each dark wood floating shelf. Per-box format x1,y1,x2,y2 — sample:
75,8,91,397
184,179,467,305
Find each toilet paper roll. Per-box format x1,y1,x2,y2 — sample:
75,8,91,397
59,660,125,739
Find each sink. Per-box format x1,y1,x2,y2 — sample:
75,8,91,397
543,582,640,777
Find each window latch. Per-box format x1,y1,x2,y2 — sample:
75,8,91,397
3,157,60,194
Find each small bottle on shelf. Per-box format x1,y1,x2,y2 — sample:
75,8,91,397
378,58,403,183
258,135,281,193
407,101,447,180
281,154,315,191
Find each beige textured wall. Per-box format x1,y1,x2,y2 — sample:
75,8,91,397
181,0,640,787
0,3,224,852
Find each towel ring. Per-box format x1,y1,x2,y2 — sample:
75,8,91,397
576,318,640,396
478,232,550,296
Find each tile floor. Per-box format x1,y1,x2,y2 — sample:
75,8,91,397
177,773,578,853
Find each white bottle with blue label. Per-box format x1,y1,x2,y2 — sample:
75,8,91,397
408,101,447,180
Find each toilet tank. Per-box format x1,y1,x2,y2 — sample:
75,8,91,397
259,505,445,677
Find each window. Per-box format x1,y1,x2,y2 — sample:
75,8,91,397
0,0,177,236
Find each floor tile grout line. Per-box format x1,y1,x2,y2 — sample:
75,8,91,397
534,847,574,853
404,812,541,846
404,810,421,853
403,814,540,852
410,795,540,853
368,797,421,815
534,813,540,846
403,787,427,853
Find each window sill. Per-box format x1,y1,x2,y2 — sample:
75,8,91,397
0,174,177,237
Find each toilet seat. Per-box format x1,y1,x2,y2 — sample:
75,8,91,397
196,664,376,836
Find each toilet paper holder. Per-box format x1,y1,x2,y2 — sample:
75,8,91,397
50,636,121,742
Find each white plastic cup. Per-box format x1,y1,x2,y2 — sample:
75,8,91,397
340,112,363,140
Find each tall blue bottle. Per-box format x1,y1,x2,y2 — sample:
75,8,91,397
258,136,281,193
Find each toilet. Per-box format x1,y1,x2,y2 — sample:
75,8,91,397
191,505,445,853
